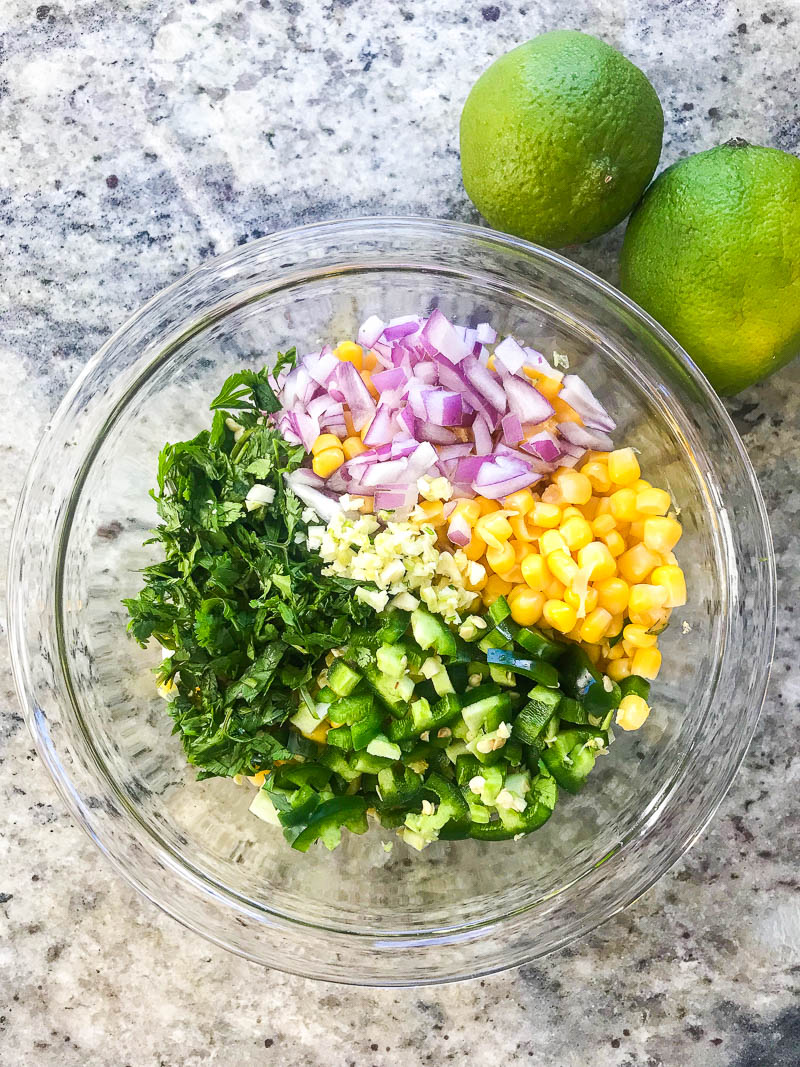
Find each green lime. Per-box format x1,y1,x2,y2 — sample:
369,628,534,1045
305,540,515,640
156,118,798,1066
459,30,663,248
620,140,800,394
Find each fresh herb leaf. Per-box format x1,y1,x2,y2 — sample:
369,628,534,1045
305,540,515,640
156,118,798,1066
125,364,373,779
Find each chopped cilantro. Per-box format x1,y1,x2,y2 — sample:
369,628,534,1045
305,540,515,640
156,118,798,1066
123,364,372,780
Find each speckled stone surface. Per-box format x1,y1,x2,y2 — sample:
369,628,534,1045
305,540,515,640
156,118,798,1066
1,1,798,1063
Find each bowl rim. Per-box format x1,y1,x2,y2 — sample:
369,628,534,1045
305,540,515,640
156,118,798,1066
8,215,776,985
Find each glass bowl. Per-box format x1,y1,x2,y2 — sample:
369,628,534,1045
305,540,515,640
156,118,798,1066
8,217,775,986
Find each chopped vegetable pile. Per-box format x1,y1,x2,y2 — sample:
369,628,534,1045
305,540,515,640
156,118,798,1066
125,310,687,852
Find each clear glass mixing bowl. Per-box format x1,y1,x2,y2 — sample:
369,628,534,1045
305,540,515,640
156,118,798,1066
8,218,775,985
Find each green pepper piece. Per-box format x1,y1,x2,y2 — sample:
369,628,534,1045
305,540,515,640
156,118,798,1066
541,728,602,794
620,674,651,701
325,725,354,751
376,609,411,644
488,595,512,625
350,706,385,750
485,648,560,687
283,796,369,852
514,626,563,661
376,764,424,810
410,607,457,658
511,686,562,746
328,690,375,726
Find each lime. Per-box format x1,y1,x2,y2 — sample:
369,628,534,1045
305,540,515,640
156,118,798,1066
620,140,800,394
459,30,663,248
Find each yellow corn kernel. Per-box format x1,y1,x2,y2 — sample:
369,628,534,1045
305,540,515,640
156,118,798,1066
577,541,617,580
359,496,374,514
545,577,566,601
556,469,593,505
581,460,612,494
631,647,662,680
636,487,671,516
452,498,482,525
628,520,645,542
540,483,563,505
560,514,593,551
486,540,516,576
628,584,668,619
312,447,345,478
362,349,379,371
579,607,613,644
540,529,568,557
616,694,651,731
334,340,363,369
584,642,602,665
504,488,536,516
504,565,524,584
608,447,641,486
542,599,578,634
415,500,446,527
532,501,562,529
476,511,514,549
361,369,379,399
509,514,535,543
464,563,488,592
623,623,658,648
566,621,585,642
477,497,500,515
606,657,633,682
643,517,683,554
595,576,629,615
605,642,626,661
603,530,627,558
592,513,616,538
609,487,640,522
307,719,331,744
650,564,687,608
547,550,579,586
564,586,599,614
521,552,550,591
605,613,625,638
580,495,600,522
311,433,342,456
561,505,582,520
342,435,367,460
509,588,546,626
508,538,529,564
482,574,513,606
464,532,487,561
618,542,661,584
594,496,613,516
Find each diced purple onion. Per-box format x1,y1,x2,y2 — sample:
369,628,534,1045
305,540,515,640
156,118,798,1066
362,404,396,446
501,413,524,445
522,431,562,464
447,513,472,547
504,376,554,424
559,375,616,432
357,315,385,349
557,421,614,452
421,309,472,365
423,389,463,427
494,336,527,375
476,322,497,345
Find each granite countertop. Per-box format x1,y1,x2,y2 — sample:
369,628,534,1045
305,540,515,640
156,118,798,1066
1,1,798,1063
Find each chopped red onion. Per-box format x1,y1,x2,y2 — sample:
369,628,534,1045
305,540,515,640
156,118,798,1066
504,376,555,424
557,421,614,452
523,348,563,382
423,389,463,426
284,472,340,524
522,430,561,463
372,366,407,392
559,375,616,431
476,322,497,345
383,318,420,341
293,410,321,452
501,413,524,445
304,347,339,388
494,336,527,375
362,404,396,446
374,488,417,511
336,360,376,431
415,419,459,445
462,356,508,414
421,309,472,365
357,315,385,349
472,455,541,499
437,443,474,461
447,513,472,547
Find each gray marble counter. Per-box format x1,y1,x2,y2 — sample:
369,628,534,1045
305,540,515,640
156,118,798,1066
1,1,798,1064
